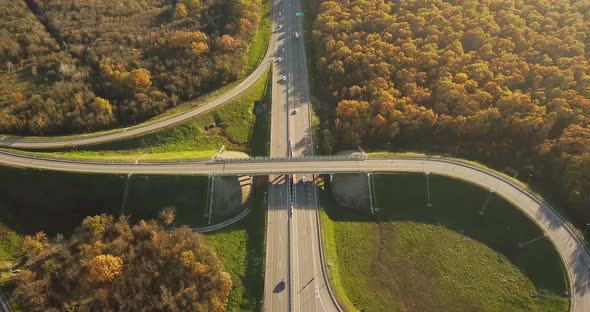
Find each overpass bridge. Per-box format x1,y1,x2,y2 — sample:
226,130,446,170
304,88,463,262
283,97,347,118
1,150,590,312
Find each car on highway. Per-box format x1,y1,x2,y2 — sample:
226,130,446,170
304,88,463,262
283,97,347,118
295,32,300,39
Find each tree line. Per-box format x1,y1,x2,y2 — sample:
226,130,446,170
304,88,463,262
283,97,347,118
13,212,233,311
312,0,590,221
0,0,262,135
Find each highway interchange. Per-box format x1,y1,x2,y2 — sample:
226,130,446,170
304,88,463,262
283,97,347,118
1,151,590,311
0,1,589,311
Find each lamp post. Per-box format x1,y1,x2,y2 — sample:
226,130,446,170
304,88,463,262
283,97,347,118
425,172,432,207
526,173,533,185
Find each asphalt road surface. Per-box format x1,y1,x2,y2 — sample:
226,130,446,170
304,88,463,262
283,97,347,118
1,152,589,311
291,176,337,312
283,0,340,309
263,0,292,309
266,0,340,309
265,174,291,311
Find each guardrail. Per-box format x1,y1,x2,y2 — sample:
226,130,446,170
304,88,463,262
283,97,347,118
194,207,252,233
0,150,367,166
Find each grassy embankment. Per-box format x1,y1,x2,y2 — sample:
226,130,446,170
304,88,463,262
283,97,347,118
204,182,267,312
246,0,272,73
368,151,590,246
320,173,569,312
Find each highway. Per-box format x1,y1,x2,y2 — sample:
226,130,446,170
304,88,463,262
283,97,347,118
283,0,340,309
263,0,292,310
256,0,338,308
1,152,589,311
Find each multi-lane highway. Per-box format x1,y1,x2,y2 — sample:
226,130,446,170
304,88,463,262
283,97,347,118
282,0,340,309
2,154,590,311
263,0,291,309
265,0,340,309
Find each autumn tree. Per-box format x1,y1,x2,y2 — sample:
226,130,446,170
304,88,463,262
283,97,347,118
159,207,176,226
174,3,188,19
87,254,123,283
0,0,262,135
313,0,590,222
14,215,232,311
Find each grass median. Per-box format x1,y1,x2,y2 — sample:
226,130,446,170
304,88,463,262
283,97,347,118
320,173,569,312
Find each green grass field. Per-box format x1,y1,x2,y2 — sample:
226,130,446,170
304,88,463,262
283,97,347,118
204,182,266,311
320,173,569,312
0,224,23,285
368,151,590,247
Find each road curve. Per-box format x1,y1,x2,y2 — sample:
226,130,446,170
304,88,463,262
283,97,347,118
0,46,273,151
0,152,588,311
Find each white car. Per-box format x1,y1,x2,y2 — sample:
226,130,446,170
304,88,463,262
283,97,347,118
281,75,286,81
277,57,282,62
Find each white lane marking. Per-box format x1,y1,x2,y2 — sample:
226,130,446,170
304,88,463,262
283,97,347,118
293,175,301,311
306,182,321,312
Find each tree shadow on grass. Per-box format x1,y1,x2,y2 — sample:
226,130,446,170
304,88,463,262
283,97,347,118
321,173,568,295
0,167,124,236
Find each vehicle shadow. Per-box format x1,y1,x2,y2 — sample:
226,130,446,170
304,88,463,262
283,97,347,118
273,280,286,293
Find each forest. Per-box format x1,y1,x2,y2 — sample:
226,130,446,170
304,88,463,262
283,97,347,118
311,0,590,220
0,0,262,135
13,213,233,311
